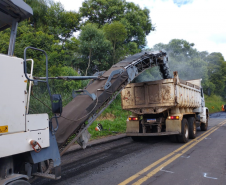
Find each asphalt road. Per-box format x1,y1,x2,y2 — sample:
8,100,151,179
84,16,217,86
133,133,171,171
33,111,226,185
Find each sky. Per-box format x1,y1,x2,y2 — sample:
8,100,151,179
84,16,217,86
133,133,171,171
54,0,226,59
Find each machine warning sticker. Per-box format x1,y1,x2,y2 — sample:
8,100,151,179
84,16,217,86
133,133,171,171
0,125,8,133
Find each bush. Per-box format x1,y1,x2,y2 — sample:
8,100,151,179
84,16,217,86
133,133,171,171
205,94,225,113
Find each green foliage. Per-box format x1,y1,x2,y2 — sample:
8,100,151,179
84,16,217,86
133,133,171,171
0,1,82,77
79,24,110,52
0,29,10,54
88,95,130,139
49,66,82,92
122,3,152,48
29,66,81,116
103,21,127,43
25,0,49,29
205,94,226,113
103,21,127,64
80,0,153,49
26,0,81,41
205,52,226,96
80,0,127,27
79,23,111,75
125,42,140,55
45,2,81,41
1,0,154,77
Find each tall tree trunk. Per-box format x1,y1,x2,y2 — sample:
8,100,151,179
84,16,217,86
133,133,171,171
85,49,92,76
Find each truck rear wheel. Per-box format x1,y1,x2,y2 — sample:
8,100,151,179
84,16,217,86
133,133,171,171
200,118,208,131
177,118,189,143
188,117,196,139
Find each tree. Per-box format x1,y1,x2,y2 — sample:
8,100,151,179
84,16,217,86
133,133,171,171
45,2,81,42
152,39,208,82
103,21,127,65
0,29,10,54
80,0,153,49
153,39,196,59
25,0,49,29
150,39,226,97
122,3,153,48
26,0,81,42
80,0,126,27
79,24,111,76
205,52,226,96
0,1,82,76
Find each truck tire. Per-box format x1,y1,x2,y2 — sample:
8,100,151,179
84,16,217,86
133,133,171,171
188,117,196,139
7,180,30,185
177,118,189,143
200,119,208,131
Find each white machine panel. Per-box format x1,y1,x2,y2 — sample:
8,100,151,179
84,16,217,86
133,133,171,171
0,54,26,134
0,129,49,158
26,114,49,131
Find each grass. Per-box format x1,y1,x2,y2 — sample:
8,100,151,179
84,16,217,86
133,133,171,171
204,94,226,114
87,95,131,140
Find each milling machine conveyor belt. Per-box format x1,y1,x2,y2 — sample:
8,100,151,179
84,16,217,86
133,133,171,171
53,51,171,154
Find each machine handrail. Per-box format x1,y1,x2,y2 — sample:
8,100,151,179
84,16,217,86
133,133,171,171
24,46,49,84
23,47,53,116
26,59,34,114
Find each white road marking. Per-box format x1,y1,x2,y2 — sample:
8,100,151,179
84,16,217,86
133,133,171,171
203,173,218,180
181,156,190,158
205,137,211,139
160,167,174,173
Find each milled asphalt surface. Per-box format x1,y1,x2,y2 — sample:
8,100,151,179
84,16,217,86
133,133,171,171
32,111,226,185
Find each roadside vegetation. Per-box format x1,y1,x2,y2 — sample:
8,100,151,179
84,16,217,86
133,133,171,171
205,94,226,114
88,95,130,140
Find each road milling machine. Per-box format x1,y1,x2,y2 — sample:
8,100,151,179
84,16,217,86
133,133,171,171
0,0,171,184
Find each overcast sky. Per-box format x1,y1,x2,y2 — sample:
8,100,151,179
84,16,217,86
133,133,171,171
54,0,226,59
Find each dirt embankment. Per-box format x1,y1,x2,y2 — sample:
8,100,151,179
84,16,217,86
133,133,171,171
96,113,116,121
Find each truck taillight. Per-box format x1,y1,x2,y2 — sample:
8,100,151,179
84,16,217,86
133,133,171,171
168,116,179,120
129,117,138,121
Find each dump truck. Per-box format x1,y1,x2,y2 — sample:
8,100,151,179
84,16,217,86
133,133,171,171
121,71,209,143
